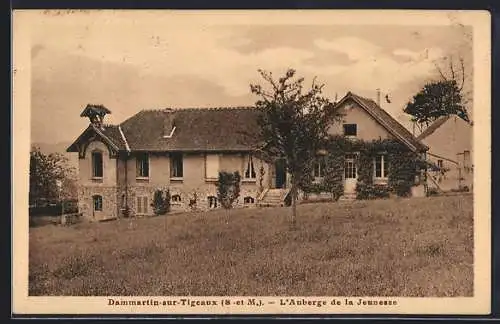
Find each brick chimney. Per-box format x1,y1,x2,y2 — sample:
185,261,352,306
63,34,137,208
163,108,176,138
376,88,381,107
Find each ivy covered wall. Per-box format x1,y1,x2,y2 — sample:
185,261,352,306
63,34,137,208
299,136,424,200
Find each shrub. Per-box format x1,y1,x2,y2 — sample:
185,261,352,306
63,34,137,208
188,191,198,210
216,171,241,209
151,189,171,215
391,180,413,197
426,187,440,197
122,205,131,218
356,182,390,200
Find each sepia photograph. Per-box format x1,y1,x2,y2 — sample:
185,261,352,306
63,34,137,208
12,10,490,315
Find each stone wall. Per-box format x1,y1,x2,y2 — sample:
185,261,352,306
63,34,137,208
78,185,118,221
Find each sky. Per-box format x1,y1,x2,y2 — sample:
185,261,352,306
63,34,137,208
28,11,473,145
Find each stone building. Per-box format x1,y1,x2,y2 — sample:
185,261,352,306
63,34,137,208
67,92,427,221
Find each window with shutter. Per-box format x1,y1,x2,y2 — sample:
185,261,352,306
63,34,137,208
137,196,142,214
205,154,220,180
136,196,149,214
143,196,148,214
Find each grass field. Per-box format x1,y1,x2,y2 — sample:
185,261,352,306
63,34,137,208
29,194,473,297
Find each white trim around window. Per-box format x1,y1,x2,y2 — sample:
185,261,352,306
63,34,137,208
243,154,257,181
312,158,325,183
136,153,150,179
170,152,184,180
373,154,388,181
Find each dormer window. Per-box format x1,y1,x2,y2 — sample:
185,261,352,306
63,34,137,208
343,124,357,137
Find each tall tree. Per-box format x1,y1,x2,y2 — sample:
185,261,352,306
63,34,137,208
404,80,469,132
250,69,341,227
405,55,471,133
29,147,77,205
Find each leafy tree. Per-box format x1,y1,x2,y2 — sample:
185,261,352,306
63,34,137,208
151,189,170,215
250,69,341,227
405,55,471,133
29,147,77,205
404,80,469,132
216,171,241,209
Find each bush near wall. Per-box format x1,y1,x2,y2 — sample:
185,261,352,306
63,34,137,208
299,136,421,200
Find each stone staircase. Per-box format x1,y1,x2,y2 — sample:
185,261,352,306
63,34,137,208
257,188,291,207
338,192,356,202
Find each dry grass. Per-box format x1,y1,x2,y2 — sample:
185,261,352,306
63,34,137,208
29,195,473,297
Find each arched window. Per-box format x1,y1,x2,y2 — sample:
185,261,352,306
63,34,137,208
91,151,103,178
207,196,218,209
171,194,182,203
92,195,103,211
244,196,255,204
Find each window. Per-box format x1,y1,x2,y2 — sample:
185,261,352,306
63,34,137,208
205,154,220,179
136,196,149,214
121,194,126,208
244,196,255,204
93,195,103,211
208,196,218,209
437,159,443,169
244,154,256,179
374,155,389,178
343,124,357,137
170,153,183,178
171,194,182,203
136,153,149,178
313,158,325,178
91,151,103,178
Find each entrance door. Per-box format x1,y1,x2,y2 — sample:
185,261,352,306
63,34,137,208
275,159,287,189
344,154,357,194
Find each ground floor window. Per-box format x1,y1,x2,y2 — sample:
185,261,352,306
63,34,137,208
208,196,218,209
437,159,443,169
244,196,255,204
374,154,389,179
313,158,325,178
136,196,149,214
120,194,126,209
93,195,103,211
171,194,182,203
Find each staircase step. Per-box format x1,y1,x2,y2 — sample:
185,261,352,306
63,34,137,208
257,189,290,208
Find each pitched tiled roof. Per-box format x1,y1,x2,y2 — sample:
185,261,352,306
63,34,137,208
69,93,428,154
416,115,452,141
66,124,128,152
120,107,262,152
100,125,128,150
336,92,428,152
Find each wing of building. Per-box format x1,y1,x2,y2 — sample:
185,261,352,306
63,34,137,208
417,115,473,192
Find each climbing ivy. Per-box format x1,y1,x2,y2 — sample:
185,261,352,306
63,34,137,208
300,136,422,200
